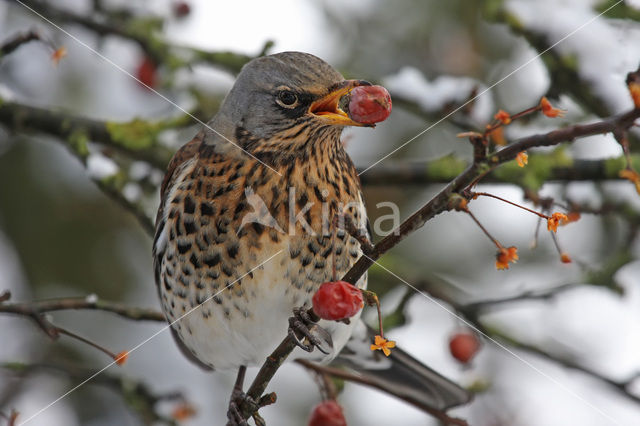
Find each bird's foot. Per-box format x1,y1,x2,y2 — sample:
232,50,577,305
226,390,258,426
288,308,333,354
226,366,256,426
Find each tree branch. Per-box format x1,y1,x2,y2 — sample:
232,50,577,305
483,4,613,117
1,361,185,425
358,154,640,186
0,293,164,322
461,283,581,312
237,100,640,422
0,30,44,57
0,99,178,168
9,0,261,74
344,105,640,284
295,360,469,426
407,279,640,406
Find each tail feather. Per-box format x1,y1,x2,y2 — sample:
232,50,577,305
333,321,472,411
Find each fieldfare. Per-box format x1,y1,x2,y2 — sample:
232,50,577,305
153,51,470,423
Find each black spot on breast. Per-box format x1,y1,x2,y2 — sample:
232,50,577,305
301,255,312,267
234,202,246,218
163,276,172,291
204,252,221,267
174,221,183,237
216,220,228,234
222,264,234,277
184,218,197,235
297,191,309,208
189,253,201,268
307,241,319,255
247,162,261,179
314,186,326,201
227,244,239,259
252,222,264,235
184,195,196,214
271,185,280,200
200,202,215,216
177,241,191,254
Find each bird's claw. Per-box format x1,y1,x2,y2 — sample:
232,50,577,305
226,390,258,426
288,308,333,354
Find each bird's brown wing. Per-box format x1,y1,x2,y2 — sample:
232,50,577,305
153,131,205,245
153,131,214,371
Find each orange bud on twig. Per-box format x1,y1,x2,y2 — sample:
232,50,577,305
496,246,518,270
114,351,129,366
51,46,67,65
516,152,528,168
540,97,566,118
494,109,511,124
547,212,568,232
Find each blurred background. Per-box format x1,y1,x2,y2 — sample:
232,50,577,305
1,0,640,425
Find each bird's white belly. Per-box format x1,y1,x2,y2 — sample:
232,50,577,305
170,236,366,369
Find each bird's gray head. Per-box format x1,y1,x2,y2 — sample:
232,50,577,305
208,51,370,156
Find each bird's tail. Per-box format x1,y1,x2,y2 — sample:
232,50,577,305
333,321,472,412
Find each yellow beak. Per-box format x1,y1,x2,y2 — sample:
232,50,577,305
309,79,372,127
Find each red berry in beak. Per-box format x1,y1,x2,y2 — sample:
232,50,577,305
348,85,392,124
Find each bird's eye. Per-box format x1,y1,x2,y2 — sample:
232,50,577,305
276,90,298,108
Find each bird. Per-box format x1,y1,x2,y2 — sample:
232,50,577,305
152,51,471,423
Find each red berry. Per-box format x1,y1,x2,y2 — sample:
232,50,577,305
312,281,363,321
348,85,392,124
308,400,347,426
136,56,157,89
449,332,480,364
173,1,191,18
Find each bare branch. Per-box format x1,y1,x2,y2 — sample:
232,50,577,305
296,360,469,426
0,30,44,57
0,100,177,168
343,105,640,285
0,295,164,322
358,155,640,186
